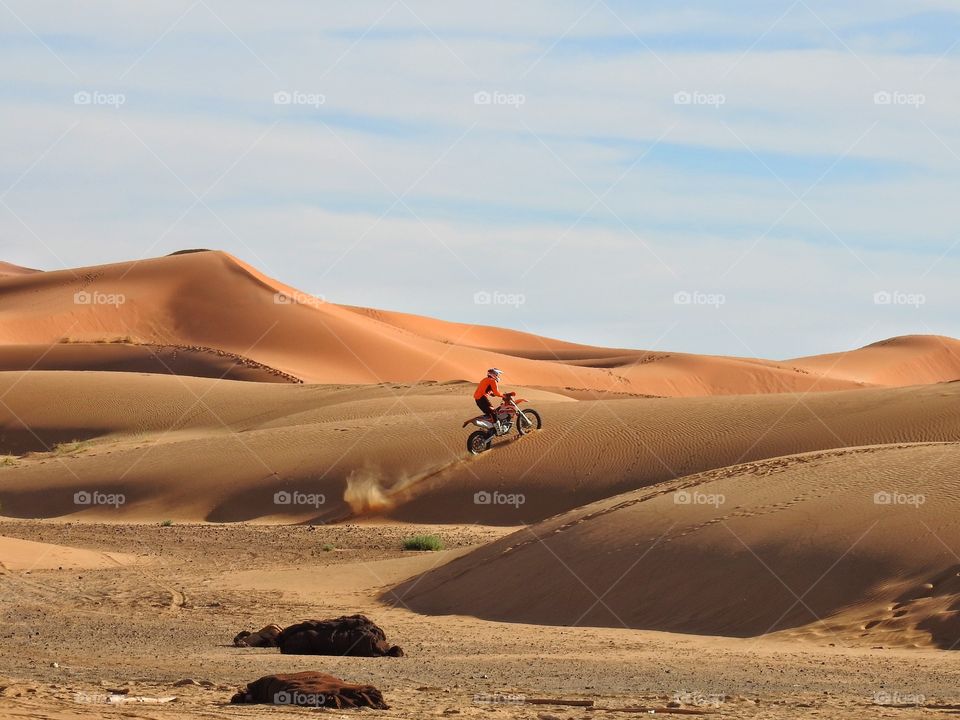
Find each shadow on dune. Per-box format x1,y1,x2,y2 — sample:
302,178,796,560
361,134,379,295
383,443,960,647
203,479,352,524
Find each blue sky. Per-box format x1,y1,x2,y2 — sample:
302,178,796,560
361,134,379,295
1,1,959,358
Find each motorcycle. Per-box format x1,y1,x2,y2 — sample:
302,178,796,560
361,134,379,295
463,391,542,455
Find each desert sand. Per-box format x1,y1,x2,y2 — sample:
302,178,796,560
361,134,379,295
0,261,38,278
3,250,959,393
396,442,960,645
1,250,959,718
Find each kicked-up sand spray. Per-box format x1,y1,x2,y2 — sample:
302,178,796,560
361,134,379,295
343,460,465,517
344,467,398,514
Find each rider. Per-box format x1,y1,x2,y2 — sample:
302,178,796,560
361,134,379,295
474,368,504,422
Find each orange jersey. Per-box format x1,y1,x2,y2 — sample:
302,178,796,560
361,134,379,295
473,376,502,400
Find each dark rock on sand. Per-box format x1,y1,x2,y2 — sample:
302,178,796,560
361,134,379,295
230,670,389,709
278,614,404,657
233,623,282,647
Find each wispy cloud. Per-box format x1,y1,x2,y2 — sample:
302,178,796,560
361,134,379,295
1,1,958,356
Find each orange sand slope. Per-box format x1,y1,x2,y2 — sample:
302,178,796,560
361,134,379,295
0,535,135,570
0,373,958,524
393,442,960,649
0,343,298,382
0,261,39,277
1,250,958,395
791,335,960,386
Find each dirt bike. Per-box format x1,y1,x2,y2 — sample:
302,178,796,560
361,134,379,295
463,392,542,455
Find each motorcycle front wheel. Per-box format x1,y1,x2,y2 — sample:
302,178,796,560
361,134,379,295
517,409,542,435
467,430,491,455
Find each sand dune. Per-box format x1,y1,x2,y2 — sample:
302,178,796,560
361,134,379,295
2,248,960,714
392,442,960,649
0,260,39,277
7,521,953,720
791,335,960,386
1,250,958,395
342,304,594,355
0,534,134,570
0,343,300,382
1,371,959,524
3,251,960,642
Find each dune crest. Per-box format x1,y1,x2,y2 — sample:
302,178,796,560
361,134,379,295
0,261,39,277
1,251,958,395
791,335,960,386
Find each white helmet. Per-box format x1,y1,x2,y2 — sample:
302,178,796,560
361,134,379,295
487,368,503,381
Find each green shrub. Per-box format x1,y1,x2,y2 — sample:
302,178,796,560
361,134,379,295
402,534,443,551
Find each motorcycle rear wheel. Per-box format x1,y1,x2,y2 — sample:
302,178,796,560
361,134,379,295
467,430,491,455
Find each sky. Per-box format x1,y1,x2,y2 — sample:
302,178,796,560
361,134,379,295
1,1,959,359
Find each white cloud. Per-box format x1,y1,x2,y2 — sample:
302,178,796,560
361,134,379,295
1,1,959,356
